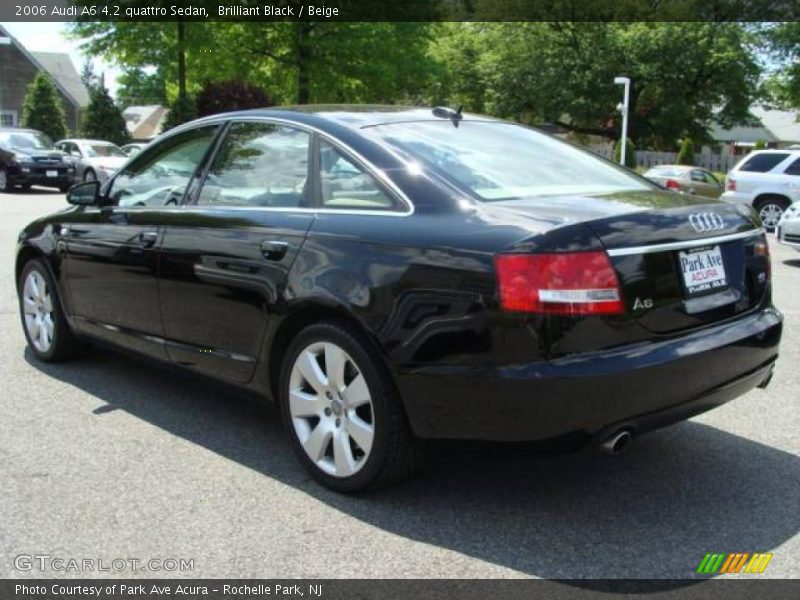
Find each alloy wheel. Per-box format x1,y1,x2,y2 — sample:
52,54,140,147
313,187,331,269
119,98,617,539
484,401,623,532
0,168,7,191
288,341,375,478
22,269,55,353
759,203,784,230
84,170,96,182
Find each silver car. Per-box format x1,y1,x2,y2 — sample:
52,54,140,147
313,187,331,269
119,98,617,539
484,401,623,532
54,139,129,184
643,165,723,199
777,203,800,251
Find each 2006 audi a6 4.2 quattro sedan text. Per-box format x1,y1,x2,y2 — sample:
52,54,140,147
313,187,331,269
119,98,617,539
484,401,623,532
15,106,782,492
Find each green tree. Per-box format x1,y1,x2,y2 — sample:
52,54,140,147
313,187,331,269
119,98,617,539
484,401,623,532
438,22,761,149
79,58,99,93
754,140,768,150
116,67,167,110
21,73,67,141
762,23,800,108
677,138,695,165
195,79,271,117
82,82,130,145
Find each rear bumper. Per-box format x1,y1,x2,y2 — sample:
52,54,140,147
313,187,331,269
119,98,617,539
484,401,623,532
397,307,782,442
777,221,800,250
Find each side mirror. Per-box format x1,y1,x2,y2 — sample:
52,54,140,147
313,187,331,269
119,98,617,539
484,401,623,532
66,181,100,206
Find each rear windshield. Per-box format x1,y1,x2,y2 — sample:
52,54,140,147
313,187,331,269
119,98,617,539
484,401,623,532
645,166,684,177
367,121,652,200
85,144,126,158
738,153,790,173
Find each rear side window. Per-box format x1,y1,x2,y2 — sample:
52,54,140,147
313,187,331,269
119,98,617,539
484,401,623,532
784,158,800,176
198,122,311,208
319,140,397,211
738,153,790,173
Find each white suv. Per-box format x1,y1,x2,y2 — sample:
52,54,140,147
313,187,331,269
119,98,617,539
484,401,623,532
721,149,800,230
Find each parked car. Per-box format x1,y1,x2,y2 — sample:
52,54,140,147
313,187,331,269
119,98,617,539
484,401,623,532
776,203,800,251
16,106,781,492
721,149,800,230
0,128,74,193
643,165,723,198
55,139,129,184
121,143,147,157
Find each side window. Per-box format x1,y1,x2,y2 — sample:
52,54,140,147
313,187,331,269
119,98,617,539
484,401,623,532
108,125,218,208
784,158,800,176
689,170,706,183
738,153,790,173
319,140,397,210
198,122,310,208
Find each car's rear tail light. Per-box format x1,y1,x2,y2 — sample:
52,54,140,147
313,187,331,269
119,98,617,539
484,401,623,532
726,177,736,191
665,179,681,191
495,251,625,315
755,235,771,279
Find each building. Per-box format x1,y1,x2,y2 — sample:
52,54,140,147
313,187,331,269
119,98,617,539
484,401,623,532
123,105,169,142
0,25,89,133
710,106,800,153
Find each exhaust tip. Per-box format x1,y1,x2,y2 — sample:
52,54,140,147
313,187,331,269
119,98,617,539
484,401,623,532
600,430,632,455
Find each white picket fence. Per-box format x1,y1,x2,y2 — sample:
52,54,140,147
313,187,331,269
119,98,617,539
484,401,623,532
587,145,739,174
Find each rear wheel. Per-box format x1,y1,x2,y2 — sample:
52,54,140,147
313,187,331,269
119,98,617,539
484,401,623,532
279,320,417,492
755,196,789,231
18,259,84,362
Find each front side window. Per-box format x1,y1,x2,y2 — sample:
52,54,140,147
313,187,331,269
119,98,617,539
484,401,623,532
319,140,397,210
108,125,218,208
738,152,790,173
367,121,652,201
198,122,310,208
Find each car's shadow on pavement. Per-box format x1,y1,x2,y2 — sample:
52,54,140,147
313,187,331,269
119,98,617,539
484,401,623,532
25,348,800,582
783,259,800,268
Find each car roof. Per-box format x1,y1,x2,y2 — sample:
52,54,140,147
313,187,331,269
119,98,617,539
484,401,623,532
58,138,118,145
187,104,502,131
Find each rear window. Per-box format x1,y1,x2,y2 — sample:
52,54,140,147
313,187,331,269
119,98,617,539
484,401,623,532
784,157,800,176
737,153,790,173
367,121,652,200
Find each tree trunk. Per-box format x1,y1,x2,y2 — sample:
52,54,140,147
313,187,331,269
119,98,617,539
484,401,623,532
177,21,187,99
296,23,311,104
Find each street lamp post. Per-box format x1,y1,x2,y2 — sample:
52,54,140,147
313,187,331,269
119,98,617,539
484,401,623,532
614,76,630,167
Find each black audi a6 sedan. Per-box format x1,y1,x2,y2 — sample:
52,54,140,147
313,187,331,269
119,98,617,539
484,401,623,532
16,106,782,491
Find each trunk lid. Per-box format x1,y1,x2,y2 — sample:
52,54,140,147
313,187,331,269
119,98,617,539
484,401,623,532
493,190,769,335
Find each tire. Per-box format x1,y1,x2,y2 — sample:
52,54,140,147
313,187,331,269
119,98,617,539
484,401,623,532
83,169,96,183
0,167,10,193
754,196,789,232
279,320,417,492
18,259,85,362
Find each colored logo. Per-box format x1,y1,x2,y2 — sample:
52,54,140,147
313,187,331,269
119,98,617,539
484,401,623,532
696,552,773,575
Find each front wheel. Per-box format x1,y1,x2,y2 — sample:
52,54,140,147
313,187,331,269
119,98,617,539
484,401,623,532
18,259,84,361
755,197,789,231
279,320,417,492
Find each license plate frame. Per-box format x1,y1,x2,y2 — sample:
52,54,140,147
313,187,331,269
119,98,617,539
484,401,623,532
678,245,728,297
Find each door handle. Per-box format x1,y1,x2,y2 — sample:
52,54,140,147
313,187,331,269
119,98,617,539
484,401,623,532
260,240,289,261
138,231,159,248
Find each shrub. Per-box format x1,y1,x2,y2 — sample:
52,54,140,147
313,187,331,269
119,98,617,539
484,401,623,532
195,79,272,118
81,83,130,146
613,137,637,168
162,95,197,131
754,140,768,150
677,138,695,165
21,73,67,141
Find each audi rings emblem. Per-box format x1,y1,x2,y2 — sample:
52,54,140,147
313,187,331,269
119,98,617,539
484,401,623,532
688,212,725,233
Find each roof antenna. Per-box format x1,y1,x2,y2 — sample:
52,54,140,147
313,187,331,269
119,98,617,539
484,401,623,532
432,105,464,127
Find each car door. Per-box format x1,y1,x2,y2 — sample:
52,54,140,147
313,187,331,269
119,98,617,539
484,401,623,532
64,124,222,359
157,120,316,383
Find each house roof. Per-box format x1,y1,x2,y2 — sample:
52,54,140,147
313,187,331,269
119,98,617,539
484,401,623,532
31,51,90,108
0,25,89,109
123,105,168,140
711,106,800,144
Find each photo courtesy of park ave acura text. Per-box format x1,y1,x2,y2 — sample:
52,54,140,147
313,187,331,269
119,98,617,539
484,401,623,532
0,0,799,596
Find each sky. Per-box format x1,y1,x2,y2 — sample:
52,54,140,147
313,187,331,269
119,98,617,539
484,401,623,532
1,21,120,97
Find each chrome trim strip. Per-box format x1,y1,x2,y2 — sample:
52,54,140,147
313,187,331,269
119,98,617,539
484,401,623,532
606,228,765,257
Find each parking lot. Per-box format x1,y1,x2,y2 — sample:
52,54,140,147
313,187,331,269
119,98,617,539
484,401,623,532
1,190,798,579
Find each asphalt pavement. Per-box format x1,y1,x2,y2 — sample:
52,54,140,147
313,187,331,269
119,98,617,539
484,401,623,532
1,189,798,579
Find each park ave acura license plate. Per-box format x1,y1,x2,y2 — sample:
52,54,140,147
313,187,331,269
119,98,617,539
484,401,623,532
678,245,728,296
